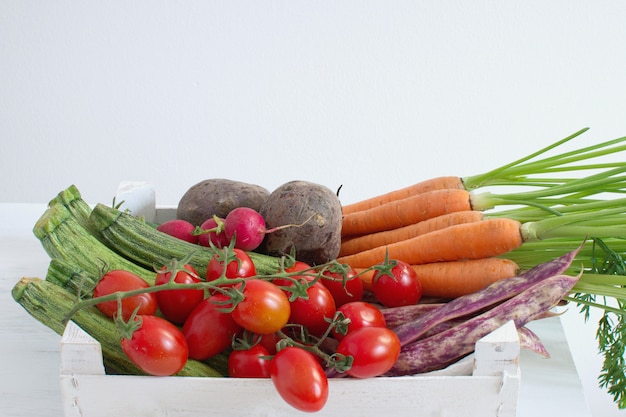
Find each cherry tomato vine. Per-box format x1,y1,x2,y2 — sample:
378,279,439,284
61,239,407,413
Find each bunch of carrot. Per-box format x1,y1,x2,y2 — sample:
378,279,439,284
338,128,626,299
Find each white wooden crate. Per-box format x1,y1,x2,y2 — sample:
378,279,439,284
58,182,521,416
60,320,520,417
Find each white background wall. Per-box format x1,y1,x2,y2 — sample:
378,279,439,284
2,2,626,415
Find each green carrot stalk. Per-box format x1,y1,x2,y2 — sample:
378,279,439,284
462,127,626,189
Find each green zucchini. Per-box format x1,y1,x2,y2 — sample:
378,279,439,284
33,204,157,285
47,184,94,232
46,257,99,296
11,277,224,377
88,203,283,278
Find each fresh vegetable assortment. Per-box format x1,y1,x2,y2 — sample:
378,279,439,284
11,128,626,412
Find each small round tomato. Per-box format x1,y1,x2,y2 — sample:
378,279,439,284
336,326,400,378
228,344,271,378
270,347,329,412
206,248,257,286
372,260,422,307
121,315,189,376
182,294,242,360
258,332,281,355
285,261,312,273
272,261,314,289
93,270,157,320
231,279,291,335
154,264,204,324
331,301,386,341
320,266,364,307
288,283,336,337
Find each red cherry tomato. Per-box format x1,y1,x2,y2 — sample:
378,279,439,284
336,326,400,378
231,279,291,334
372,260,422,307
228,344,271,378
285,261,312,273
93,270,157,320
321,266,364,307
272,261,314,289
288,282,336,337
120,315,189,376
206,248,257,286
154,264,204,324
258,332,281,355
331,301,386,341
182,294,242,360
270,347,329,412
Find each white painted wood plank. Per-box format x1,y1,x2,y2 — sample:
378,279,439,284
59,373,511,417
115,181,157,222
60,321,105,376
59,320,520,417
474,320,520,377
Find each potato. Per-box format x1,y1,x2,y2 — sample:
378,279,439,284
259,180,342,266
177,179,270,226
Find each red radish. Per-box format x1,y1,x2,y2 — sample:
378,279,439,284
157,219,198,244
197,216,229,248
224,207,269,251
224,207,310,251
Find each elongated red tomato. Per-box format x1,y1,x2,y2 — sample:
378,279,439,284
206,248,256,286
270,347,329,412
183,294,242,360
271,261,314,289
321,266,364,307
93,270,157,320
154,264,204,324
231,279,291,334
274,261,336,338
228,344,271,378
336,326,400,378
288,282,336,337
331,301,386,341
121,315,188,376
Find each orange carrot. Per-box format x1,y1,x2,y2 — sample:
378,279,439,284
339,211,484,257
341,176,465,215
355,257,519,298
410,258,519,298
341,188,472,237
337,217,523,268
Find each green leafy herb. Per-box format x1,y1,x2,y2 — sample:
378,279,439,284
570,238,626,409
596,303,626,409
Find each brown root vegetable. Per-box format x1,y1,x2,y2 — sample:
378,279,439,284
259,181,342,266
176,179,270,226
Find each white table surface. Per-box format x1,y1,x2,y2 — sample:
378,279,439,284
0,203,592,417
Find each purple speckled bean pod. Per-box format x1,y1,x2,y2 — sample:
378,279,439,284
518,326,550,358
392,245,581,347
386,273,579,376
381,303,444,329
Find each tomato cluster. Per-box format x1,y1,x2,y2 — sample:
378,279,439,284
92,209,423,413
